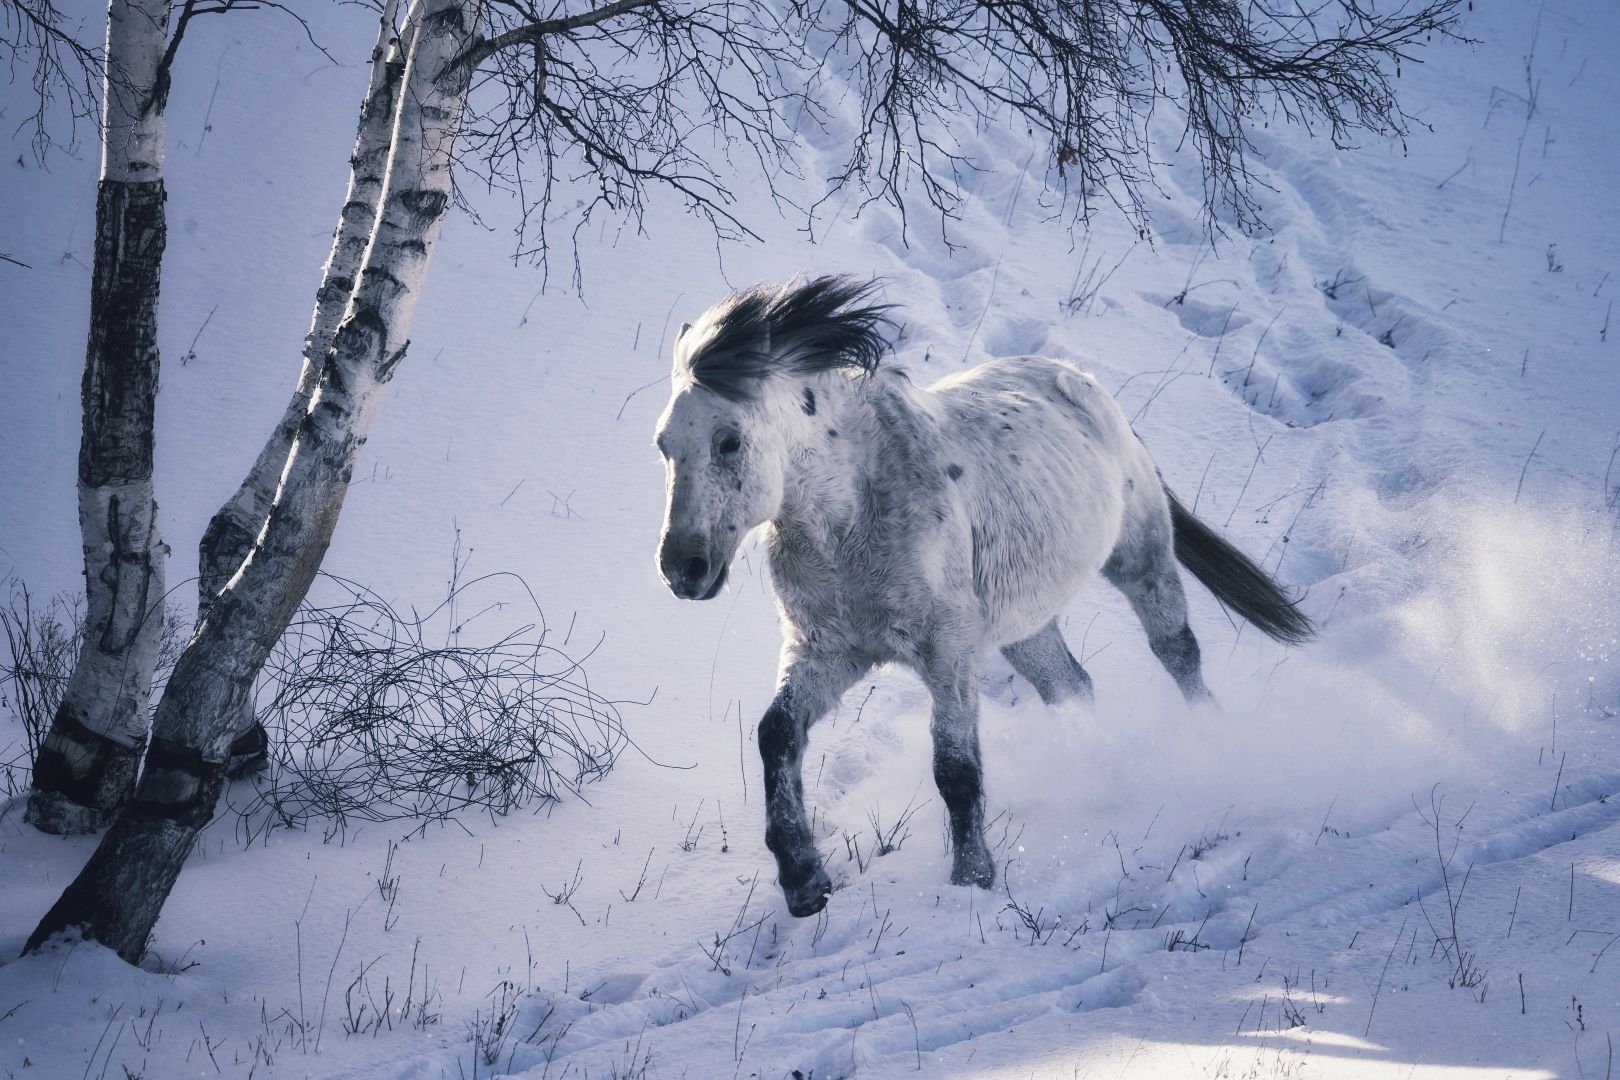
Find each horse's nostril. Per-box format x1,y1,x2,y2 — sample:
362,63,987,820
683,555,710,582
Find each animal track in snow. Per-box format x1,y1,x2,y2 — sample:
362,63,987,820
1145,292,1255,339
1218,319,1386,429
982,316,1050,358
859,208,992,283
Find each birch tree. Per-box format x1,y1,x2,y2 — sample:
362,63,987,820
24,0,172,834
190,0,409,771
27,0,482,960
19,0,334,829
20,0,1465,962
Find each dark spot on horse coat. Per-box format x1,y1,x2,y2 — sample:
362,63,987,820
946,464,963,480
827,428,839,438
802,387,817,416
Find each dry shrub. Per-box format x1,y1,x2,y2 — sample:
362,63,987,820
0,583,80,794
231,573,629,842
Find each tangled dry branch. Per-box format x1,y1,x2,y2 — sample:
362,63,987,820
228,573,630,842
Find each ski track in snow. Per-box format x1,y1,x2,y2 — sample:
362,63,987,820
2,1,1619,1078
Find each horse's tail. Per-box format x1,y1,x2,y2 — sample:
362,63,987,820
1165,486,1315,646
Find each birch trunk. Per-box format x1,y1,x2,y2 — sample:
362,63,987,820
198,0,404,772
26,0,172,835
25,0,484,963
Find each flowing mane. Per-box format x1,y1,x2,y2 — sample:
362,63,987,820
676,275,896,401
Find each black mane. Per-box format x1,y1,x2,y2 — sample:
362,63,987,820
680,276,896,401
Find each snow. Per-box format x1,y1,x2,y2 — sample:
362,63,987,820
2,1,1619,1077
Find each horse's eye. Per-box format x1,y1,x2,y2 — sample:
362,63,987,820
717,433,742,456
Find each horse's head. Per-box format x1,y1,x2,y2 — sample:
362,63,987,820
654,379,789,600
652,276,895,601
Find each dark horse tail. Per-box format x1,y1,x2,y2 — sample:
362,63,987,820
1165,487,1315,646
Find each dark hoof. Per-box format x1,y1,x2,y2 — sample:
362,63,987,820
950,848,996,889
782,866,832,918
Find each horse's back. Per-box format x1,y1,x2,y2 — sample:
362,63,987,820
926,357,1161,644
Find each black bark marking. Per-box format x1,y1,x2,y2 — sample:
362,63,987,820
358,265,408,302
376,341,410,383
80,180,166,487
128,737,228,829
317,276,355,306
97,494,159,652
395,188,449,227
27,707,145,824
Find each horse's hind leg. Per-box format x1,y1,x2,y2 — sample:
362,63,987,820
1001,619,1094,705
920,645,996,889
1103,516,1212,703
760,650,870,917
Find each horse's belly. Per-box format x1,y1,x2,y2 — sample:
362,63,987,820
972,472,1123,646
950,377,1137,646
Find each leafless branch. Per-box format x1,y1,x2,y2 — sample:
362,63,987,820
1,0,104,158
455,0,814,287
820,0,1470,236
444,0,1465,274
151,0,335,113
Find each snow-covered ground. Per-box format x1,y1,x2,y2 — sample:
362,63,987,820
3,2,1619,1077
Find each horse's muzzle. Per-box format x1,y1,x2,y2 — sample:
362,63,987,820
660,543,729,600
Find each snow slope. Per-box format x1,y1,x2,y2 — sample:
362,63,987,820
2,1,1618,1077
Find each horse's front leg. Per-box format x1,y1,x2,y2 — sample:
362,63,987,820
759,652,868,917
923,652,995,889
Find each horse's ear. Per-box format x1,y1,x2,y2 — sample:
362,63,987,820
677,321,693,341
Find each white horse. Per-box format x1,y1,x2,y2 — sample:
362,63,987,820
654,276,1312,917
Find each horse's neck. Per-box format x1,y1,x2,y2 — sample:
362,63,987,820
773,374,908,546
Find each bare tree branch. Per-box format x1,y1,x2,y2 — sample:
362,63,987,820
451,0,657,71
150,0,335,113
443,0,1465,274
1,0,104,158
457,0,816,285
820,0,1470,235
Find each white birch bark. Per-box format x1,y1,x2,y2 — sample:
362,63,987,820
101,0,167,183
27,0,487,961
198,0,404,612
26,0,172,834
197,0,404,770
